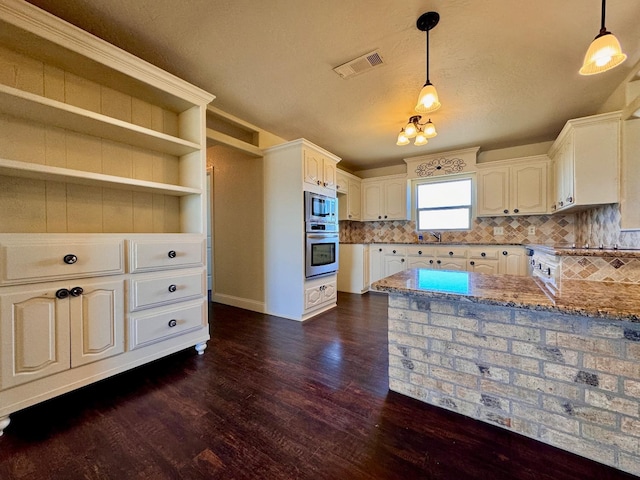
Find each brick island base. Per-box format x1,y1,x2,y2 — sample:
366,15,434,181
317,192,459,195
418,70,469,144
388,294,640,477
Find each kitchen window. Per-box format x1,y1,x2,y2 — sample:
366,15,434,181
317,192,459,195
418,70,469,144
415,177,473,230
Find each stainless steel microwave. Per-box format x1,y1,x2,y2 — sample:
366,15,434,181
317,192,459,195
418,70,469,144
304,191,337,230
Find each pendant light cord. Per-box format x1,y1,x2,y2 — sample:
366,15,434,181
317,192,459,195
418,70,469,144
425,29,430,83
600,0,607,34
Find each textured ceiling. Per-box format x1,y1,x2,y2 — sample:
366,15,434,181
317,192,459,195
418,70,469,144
24,0,640,171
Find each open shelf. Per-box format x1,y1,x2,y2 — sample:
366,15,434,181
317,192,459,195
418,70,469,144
0,158,200,196
0,84,201,156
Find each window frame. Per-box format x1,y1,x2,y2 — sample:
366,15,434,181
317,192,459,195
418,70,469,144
413,174,475,232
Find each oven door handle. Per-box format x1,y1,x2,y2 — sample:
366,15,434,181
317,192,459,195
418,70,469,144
307,233,338,239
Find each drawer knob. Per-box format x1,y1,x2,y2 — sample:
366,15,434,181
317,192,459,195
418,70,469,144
168,284,177,293
418,250,423,255
168,319,177,328
503,209,509,214
55,288,70,299
168,250,177,258
70,286,84,297
449,251,453,256
429,260,434,264
513,208,519,213
481,252,486,257
401,258,405,263
63,254,78,264
502,251,508,256
470,261,475,266
392,250,396,254
437,260,441,264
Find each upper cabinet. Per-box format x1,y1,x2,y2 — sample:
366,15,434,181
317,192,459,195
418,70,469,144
362,174,410,221
476,156,549,217
303,148,337,191
549,111,621,213
337,169,362,221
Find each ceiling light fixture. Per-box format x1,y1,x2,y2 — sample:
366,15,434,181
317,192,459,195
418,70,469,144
579,0,627,75
415,11,441,114
396,115,437,146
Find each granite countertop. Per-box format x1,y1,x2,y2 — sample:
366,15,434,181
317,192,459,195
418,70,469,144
529,244,640,258
372,268,640,322
340,242,524,246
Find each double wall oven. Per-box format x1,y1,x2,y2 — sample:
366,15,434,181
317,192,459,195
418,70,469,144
304,191,339,278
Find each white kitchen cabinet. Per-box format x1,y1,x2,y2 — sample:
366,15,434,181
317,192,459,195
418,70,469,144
336,170,349,194
407,246,436,269
337,170,362,221
263,139,341,321
337,244,370,293
476,156,549,216
549,111,621,212
498,246,529,276
383,246,407,277
304,279,337,310
369,246,385,285
0,277,124,390
362,174,410,221
0,0,212,435
435,247,468,271
467,248,499,274
304,147,337,191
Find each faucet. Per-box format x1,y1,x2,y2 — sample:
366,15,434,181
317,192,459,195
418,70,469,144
430,231,442,243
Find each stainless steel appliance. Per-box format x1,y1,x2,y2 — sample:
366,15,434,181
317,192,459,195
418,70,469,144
304,191,337,231
305,231,339,278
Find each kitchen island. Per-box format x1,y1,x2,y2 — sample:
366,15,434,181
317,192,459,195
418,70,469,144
373,269,640,477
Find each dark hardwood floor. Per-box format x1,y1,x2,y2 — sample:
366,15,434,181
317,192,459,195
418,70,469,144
0,292,635,479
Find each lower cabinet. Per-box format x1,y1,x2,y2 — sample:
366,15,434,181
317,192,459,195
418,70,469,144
304,280,337,310
337,244,370,293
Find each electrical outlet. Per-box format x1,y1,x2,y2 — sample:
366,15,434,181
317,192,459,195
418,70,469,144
528,226,536,235
493,227,504,236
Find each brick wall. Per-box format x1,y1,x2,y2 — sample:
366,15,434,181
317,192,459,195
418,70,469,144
388,294,640,476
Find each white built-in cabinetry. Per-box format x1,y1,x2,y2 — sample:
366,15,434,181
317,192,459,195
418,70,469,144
476,156,549,216
337,169,362,221
366,244,528,287
263,139,340,321
337,244,370,293
549,112,620,212
362,174,410,221
0,0,213,435
304,147,337,191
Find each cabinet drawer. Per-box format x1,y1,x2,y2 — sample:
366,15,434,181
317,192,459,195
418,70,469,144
128,300,206,350
468,248,500,260
128,238,205,272
381,246,406,256
1,239,124,285
406,246,434,257
129,269,205,312
435,248,467,259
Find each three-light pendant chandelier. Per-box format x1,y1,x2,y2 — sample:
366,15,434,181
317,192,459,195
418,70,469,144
397,1,627,147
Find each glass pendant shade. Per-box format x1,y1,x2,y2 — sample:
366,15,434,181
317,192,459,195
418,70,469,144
579,32,627,75
414,131,428,146
396,129,410,146
404,120,418,138
423,119,437,138
415,82,441,114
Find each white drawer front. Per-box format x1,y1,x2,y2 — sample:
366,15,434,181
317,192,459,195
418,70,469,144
436,247,467,259
129,239,205,273
381,245,406,256
468,248,500,260
128,300,206,350
1,240,124,285
129,269,205,312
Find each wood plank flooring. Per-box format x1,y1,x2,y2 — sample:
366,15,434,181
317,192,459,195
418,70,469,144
0,292,635,479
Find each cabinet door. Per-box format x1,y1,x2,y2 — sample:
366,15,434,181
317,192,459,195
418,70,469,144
384,178,408,220
407,257,435,269
0,285,71,389
304,286,323,310
303,149,323,187
322,281,337,303
499,248,528,276
384,256,406,277
511,163,547,214
437,259,467,271
468,260,499,274
369,247,384,284
70,278,124,368
560,137,574,209
348,180,362,220
477,167,509,216
336,171,349,194
362,182,383,220
323,160,336,190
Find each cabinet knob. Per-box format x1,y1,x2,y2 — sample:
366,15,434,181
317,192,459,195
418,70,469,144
418,250,422,255
63,254,78,265
379,248,382,252
502,251,508,256
546,268,551,275
449,251,453,256
168,284,177,293
567,196,573,203
168,319,177,328
401,258,405,262
559,201,564,207
323,182,327,187
481,252,486,257
503,209,509,214
470,261,475,266
70,286,84,297
317,180,321,185
378,216,382,219
393,250,396,254
348,215,352,218
551,204,556,210
55,288,70,299
384,215,388,219
168,250,177,258
429,260,434,264
531,259,536,266
513,208,519,213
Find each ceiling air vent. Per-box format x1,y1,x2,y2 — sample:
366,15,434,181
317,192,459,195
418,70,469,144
333,50,384,79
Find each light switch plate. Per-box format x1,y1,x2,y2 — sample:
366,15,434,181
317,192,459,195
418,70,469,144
528,226,536,235
493,227,504,236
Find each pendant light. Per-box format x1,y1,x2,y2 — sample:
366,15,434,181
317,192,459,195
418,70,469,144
396,129,410,146
415,12,442,114
396,115,436,146
579,0,627,75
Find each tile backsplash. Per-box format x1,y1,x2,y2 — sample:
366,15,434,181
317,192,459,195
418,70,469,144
576,203,640,248
340,214,575,245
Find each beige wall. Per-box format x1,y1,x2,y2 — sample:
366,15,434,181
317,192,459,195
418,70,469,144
207,145,264,305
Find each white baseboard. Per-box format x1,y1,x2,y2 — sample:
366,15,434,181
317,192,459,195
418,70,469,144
212,293,265,313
